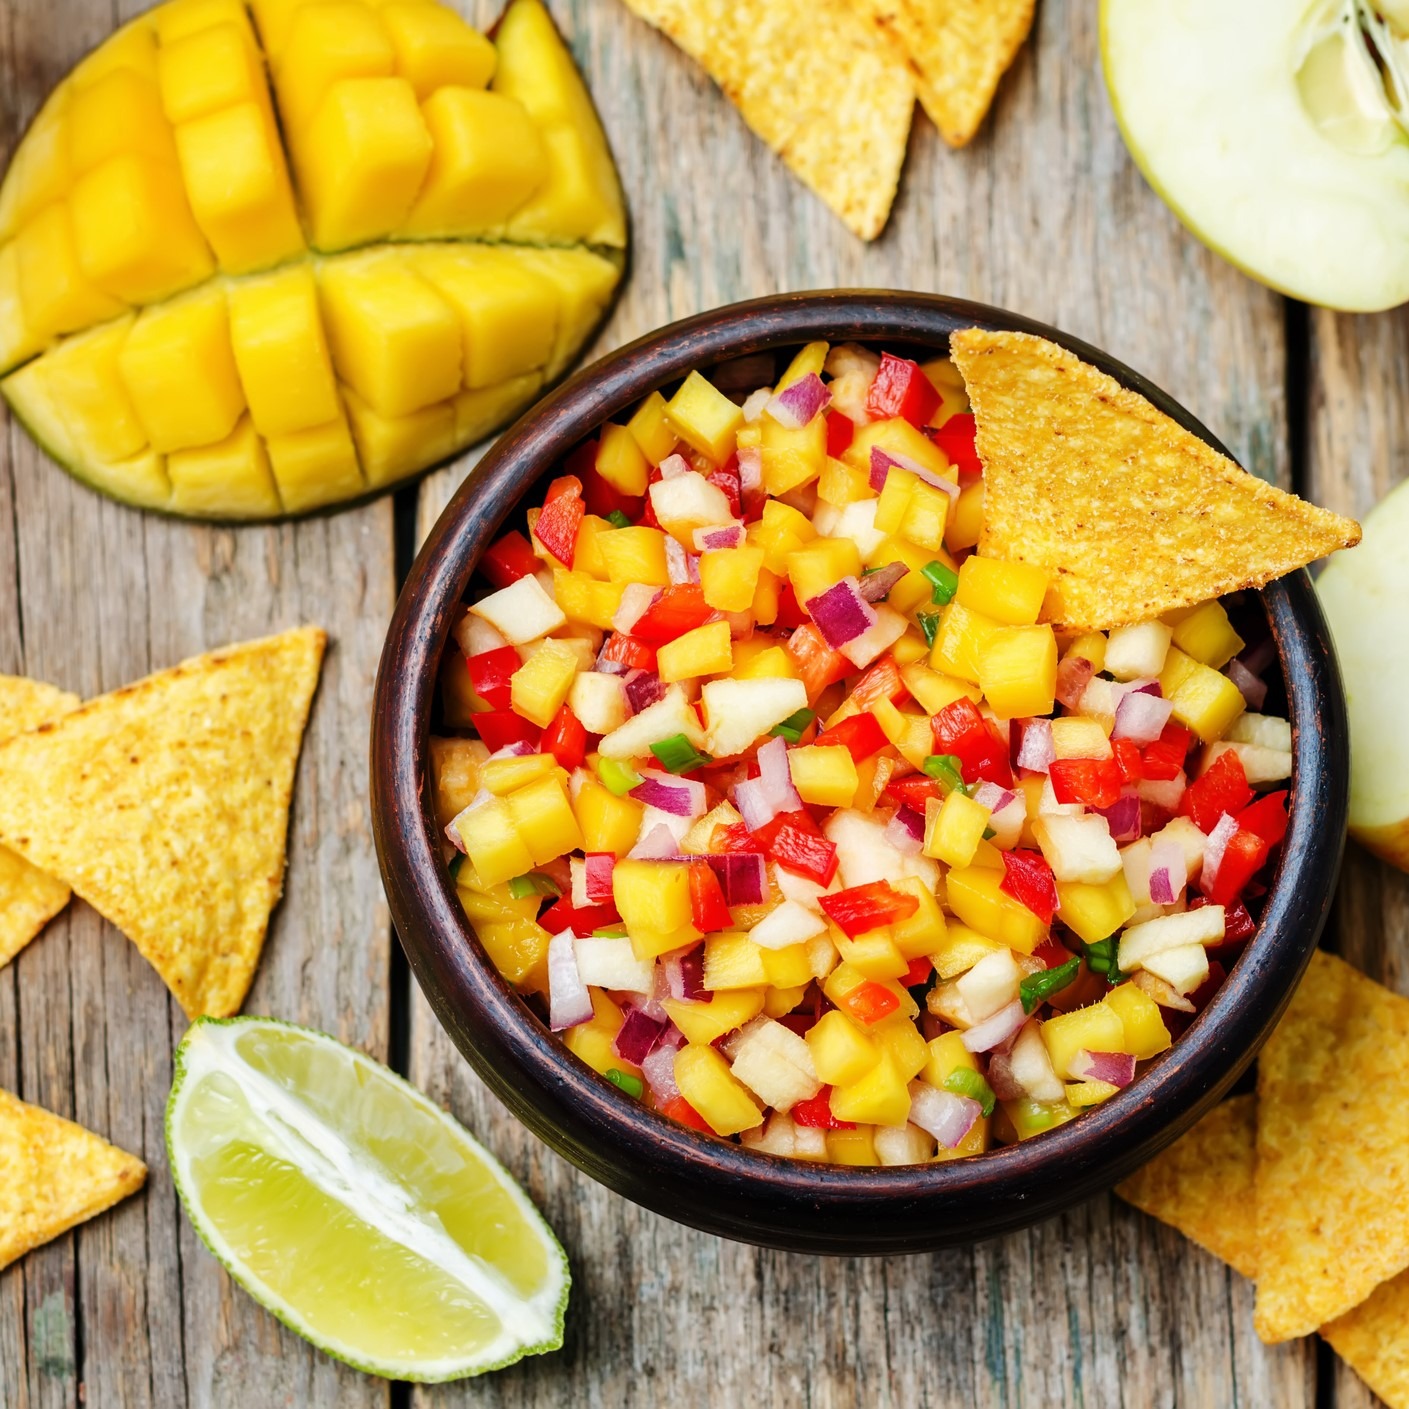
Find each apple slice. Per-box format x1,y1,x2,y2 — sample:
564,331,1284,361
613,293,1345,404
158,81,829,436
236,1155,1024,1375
1101,0,1409,312
1316,479,1409,869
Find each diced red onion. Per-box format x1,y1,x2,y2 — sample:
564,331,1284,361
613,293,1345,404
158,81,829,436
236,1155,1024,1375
666,945,707,1000
1238,638,1277,678
766,372,831,430
614,1006,667,1064
962,999,1027,1053
908,1085,981,1148
623,669,666,715
805,576,877,648
487,741,536,760
1056,655,1094,711
984,1042,1026,1101
1097,792,1142,843
641,1036,683,1104
1113,688,1175,745
705,852,765,905
630,823,684,859
658,453,691,480
693,522,746,552
757,735,803,813
971,781,1017,815
1148,837,1187,903
1148,867,1174,905
1227,657,1268,710
858,561,908,602
732,776,775,833
1138,772,1186,810
548,931,594,1031
1200,812,1241,895
1012,717,1055,774
1069,1049,1136,1089
583,852,616,904
868,447,960,506
664,537,700,585
884,807,924,855
613,583,659,635
631,771,706,818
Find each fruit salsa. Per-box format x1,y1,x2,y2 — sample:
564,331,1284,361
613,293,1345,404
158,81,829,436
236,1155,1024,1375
428,339,1292,1166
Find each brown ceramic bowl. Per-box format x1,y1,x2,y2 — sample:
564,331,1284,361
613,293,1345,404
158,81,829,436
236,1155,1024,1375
371,292,1348,1254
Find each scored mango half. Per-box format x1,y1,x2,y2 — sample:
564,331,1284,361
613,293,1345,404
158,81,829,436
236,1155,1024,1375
0,0,626,519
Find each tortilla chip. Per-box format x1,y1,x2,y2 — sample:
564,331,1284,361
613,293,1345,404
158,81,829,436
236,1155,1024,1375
1324,1273,1409,1409
1254,949,1409,1342
0,1088,146,1270
863,0,1035,147
0,675,79,967
620,0,914,240
949,329,1362,630
0,628,325,1019
1116,1094,1260,1279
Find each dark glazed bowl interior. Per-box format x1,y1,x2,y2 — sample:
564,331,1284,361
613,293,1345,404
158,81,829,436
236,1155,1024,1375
371,292,1348,1254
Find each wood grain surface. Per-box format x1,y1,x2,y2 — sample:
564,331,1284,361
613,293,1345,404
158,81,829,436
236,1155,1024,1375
0,0,1401,1404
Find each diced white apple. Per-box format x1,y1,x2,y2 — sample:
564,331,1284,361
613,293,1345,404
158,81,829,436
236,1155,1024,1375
982,791,1027,851
926,980,976,1030
1051,716,1113,760
1076,676,1118,726
824,344,880,424
832,498,887,559
1151,816,1207,884
772,863,840,911
1034,813,1122,884
1009,1019,1066,1103
730,1018,821,1112
701,676,808,758
570,856,589,908
649,472,734,542
569,670,629,736
874,1122,937,1166
469,574,567,645
598,685,705,759
1104,621,1173,681
1140,941,1210,996
1202,739,1292,785
840,604,908,668
750,899,828,951
1118,905,1226,972
1120,837,1154,905
741,1111,797,1157
824,808,939,891
1131,967,1197,1012
956,948,1022,1022
1226,712,1293,751
455,611,509,657
636,805,692,849
571,936,653,993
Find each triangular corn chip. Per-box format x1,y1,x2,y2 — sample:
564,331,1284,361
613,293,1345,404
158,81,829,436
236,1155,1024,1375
862,0,1035,147
1116,1093,1260,1279
0,1088,146,1270
0,628,325,1018
1255,949,1409,1342
619,0,914,240
949,329,1361,630
1324,1274,1409,1409
0,675,79,968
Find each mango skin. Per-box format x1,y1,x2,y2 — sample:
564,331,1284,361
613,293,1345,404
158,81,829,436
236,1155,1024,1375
0,0,626,521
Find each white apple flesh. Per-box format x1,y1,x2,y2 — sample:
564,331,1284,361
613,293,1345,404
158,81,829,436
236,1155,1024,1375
1101,0,1409,312
1316,479,1409,870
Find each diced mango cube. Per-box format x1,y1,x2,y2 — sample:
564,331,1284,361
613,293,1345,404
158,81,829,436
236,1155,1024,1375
924,790,991,869
1171,600,1245,669
167,413,281,518
955,556,1049,626
1160,647,1247,743
674,1045,763,1136
626,390,677,466
921,1029,979,1089
663,989,765,1047
382,2,497,97
979,625,1058,718
1055,875,1136,945
318,254,461,416
787,745,858,809
733,643,795,681
343,388,455,489
36,315,147,462
832,929,908,981
945,866,1046,953
929,601,1004,685
703,933,769,990
787,537,862,607
595,422,649,496
830,1052,911,1127
664,371,742,466
759,943,814,989
927,921,1004,981
874,1013,929,1082
14,204,127,341
505,772,583,866
699,545,763,614
276,1,395,131
826,1126,880,1166
453,796,534,888
1064,631,1108,672
760,412,826,497
1041,1002,1127,1080
299,77,432,250
816,454,873,507
613,858,694,935
70,153,214,303
67,68,175,175
572,774,643,856
157,21,265,124
595,526,666,588
945,480,984,552
888,877,948,960
174,101,305,273
264,411,365,513
564,989,637,1079
872,465,917,535
806,1010,879,1086
509,637,580,727
896,478,951,553
658,619,732,683
844,415,951,482
118,286,245,453
1104,982,1172,1060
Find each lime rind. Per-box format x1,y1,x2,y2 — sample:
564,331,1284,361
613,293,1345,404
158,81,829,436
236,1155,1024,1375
166,1014,570,1383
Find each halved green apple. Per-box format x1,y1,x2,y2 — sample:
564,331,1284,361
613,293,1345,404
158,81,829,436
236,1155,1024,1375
1317,479,1409,870
1101,0,1409,312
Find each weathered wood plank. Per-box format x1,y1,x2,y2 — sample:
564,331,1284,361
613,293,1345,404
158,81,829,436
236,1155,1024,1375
1306,306,1409,1409
410,2,1312,1406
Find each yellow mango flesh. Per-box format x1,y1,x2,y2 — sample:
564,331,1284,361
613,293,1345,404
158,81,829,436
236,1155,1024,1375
0,0,625,520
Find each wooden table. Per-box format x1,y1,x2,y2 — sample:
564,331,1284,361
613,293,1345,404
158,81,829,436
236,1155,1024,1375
3,0,1406,1403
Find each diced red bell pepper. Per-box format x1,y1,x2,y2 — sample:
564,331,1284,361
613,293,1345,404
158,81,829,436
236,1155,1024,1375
929,413,981,478
774,581,811,629
465,645,519,710
598,632,657,673
659,1094,712,1132
474,708,541,753
712,822,769,855
583,853,616,904
531,475,585,568
814,711,889,763
1142,721,1194,782
542,703,587,770
1111,738,1144,786
538,897,620,935
848,655,908,712
1049,757,1122,809
792,1087,854,1129
481,530,540,589
1180,750,1254,833
931,697,1014,788
882,774,941,810
999,849,1059,924
785,623,850,703
1189,894,1258,945
901,955,933,988
1033,935,1077,971
837,980,901,1026
819,880,920,937
631,584,716,643
689,862,733,933
768,814,839,886
866,352,941,428
1237,790,1289,849
706,455,742,518
825,411,855,458
1204,827,1271,907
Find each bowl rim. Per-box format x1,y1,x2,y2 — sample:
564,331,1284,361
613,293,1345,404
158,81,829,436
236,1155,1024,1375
371,290,1348,1252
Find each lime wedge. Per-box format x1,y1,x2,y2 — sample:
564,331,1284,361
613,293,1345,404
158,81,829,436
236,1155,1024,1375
166,1016,569,1382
